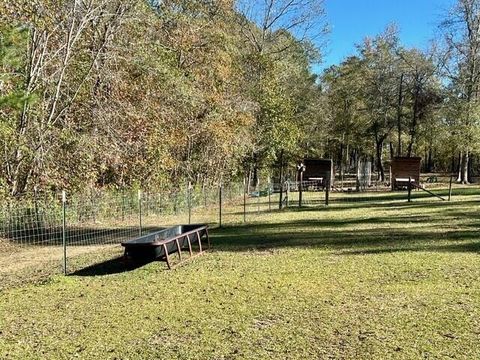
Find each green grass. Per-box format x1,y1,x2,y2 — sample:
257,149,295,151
1,189,480,359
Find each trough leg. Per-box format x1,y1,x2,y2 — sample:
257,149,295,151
198,235,203,253
163,244,171,270
175,238,182,261
205,228,211,249
195,231,201,251
186,234,193,256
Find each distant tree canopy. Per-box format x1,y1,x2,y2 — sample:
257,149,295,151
0,0,479,197
0,0,326,196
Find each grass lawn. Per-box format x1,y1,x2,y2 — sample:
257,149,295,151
1,189,480,359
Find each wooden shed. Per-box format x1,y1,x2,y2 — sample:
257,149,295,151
390,157,421,190
303,159,334,186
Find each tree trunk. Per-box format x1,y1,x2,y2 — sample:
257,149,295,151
457,152,462,183
339,142,344,187
458,151,470,184
462,151,470,184
375,139,385,182
252,153,258,189
427,147,433,173
397,73,404,156
469,154,474,181
407,85,420,157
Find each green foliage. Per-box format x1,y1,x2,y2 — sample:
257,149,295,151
4,0,479,195
0,0,323,195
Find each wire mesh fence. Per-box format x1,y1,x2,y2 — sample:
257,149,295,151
0,177,476,288
0,182,262,285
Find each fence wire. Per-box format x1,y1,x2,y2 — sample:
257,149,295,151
0,179,473,286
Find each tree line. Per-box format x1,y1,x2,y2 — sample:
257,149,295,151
0,0,479,198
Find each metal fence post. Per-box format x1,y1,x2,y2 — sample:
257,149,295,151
243,178,247,223
325,177,330,206
121,189,125,222
299,170,304,207
219,183,223,228
257,180,260,214
407,177,412,203
138,190,142,236
448,175,453,201
174,191,178,215
268,179,272,212
188,182,192,225
62,191,67,275
285,180,290,208
204,184,207,208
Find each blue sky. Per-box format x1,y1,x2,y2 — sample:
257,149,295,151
314,0,456,73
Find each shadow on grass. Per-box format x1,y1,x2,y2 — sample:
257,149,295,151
211,207,480,256
285,199,480,212
71,256,156,276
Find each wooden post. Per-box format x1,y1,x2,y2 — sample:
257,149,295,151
408,176,412,202
448,175,453,201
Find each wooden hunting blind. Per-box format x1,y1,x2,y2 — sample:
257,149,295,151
303,159,334,186
391,157,421,190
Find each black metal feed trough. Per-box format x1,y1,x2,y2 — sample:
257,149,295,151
122,224,210,269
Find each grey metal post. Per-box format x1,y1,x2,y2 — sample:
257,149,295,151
325,177,330,206
91,189,96,224
138,190,142,236
219,183,223,228
299,171,303,207
448,175,453,201
243,178,247,223
286,181,290,208
203,184,207,208
121,189,125,222
257,180,260,214
62,191,67,275
268,180,271,212
407,177,412,202
174,191,178,215
188,182,192,225
278,180,284,210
